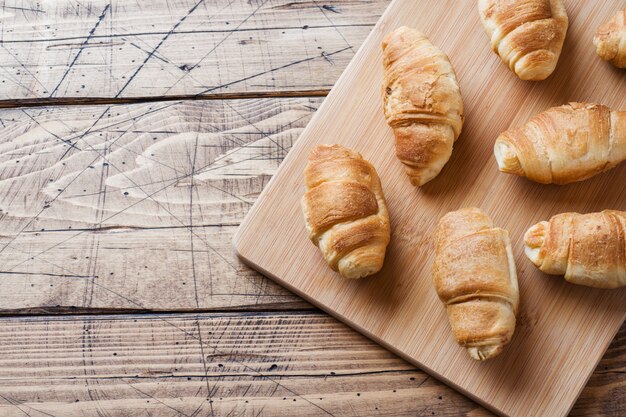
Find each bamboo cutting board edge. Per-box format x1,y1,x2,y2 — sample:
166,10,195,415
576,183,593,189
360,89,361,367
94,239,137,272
233,1,626,416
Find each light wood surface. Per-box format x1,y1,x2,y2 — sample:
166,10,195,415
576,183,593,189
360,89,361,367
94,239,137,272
234,1,626,416
0,98,321,312
0,0,387,102
0,1,624,416
0,312,623,417
0,312,490,417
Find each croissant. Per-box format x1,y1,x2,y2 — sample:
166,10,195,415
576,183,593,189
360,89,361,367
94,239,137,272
495,102,626,184
478,0,569,80
432,207,519,361
301,144,391,279
525,211,626,289
382,26,464,186
594,8,626,68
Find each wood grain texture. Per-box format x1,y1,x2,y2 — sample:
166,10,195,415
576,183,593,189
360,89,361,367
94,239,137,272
234,1,626,416
0,98,324,312
1,0,624,415
0,0,388,102
0,312,623,416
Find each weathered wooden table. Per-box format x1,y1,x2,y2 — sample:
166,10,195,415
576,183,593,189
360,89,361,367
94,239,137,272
0,1,623,416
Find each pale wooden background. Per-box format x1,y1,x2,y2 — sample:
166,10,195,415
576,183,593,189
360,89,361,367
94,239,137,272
0,1,622,416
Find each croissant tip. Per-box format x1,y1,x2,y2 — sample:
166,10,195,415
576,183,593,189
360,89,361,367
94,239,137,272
467,345,503,361
524,222,547,267
337,249,386,279
409,176,429,187
494,140,523,176
516,67,554,81
338,264,382,280
405,164,442,186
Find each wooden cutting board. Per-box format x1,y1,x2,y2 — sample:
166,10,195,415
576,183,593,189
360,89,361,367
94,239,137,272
233,1,626,416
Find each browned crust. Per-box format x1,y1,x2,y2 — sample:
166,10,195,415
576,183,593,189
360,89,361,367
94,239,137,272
382,26,463,186
303,182,378,236
594,8,626,68
432,207,519,360
447,299,516,348
479,0,568,80
495,102,626,184
326,216,390,264
525,210,626,288
434,228,517,305
301,144,391,279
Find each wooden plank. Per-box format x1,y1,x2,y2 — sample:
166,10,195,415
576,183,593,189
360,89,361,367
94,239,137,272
0,312,622,416
0,0,389,102
234,1,626,416
0,98,324,312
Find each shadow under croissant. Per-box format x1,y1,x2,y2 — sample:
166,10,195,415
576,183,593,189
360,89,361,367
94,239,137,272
533,11,626,102
340,233,409,321
506,162,626,216
415,133,486,199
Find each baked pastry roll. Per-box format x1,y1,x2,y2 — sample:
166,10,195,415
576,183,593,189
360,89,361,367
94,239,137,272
478,0,569,80
433,207,519,361
301,144,391,279
495,103,626,184
525,210,626,289
382,26,464,186
594,8,626,68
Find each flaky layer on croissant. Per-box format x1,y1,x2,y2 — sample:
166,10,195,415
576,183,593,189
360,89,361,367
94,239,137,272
594,8,626,68
525,211,626,289
382,27,464,186
495,103,626,184
301,145,391,279
479,0,568,80
433,208,519,361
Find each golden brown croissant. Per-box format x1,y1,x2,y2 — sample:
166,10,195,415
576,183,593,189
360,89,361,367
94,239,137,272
525,211,626,289
432,207,519,361
301,144,391,279
495,102,626,184
594,8,626,68
382,26,464,186
478,0,569,80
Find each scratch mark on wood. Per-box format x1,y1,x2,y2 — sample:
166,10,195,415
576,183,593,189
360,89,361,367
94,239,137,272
3,5,45,14
128,42,172,65
126,383,192,417
20,109,81,151
0,271,95,279
48,3,111,98
188,0,264,72
113,0,206,98
313,0,354,53
0,393,55,417
190,109,202,308
0,24,374,45
195,46,352,96
195,320,215,417
0,44,48,93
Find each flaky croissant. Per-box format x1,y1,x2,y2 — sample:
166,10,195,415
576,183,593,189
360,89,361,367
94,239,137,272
432,208,519,361
594,8,626,68
382,26,464,186
525,211,626,289
495,103,626,184
301,145,391,279
478,0,569,80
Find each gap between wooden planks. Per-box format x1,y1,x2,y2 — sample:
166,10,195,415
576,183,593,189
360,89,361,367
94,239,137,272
0,311,623,417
